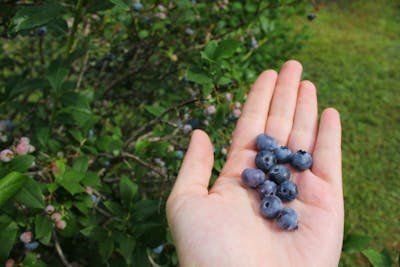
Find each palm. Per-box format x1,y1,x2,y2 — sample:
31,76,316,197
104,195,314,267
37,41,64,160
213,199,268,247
167,61,343,267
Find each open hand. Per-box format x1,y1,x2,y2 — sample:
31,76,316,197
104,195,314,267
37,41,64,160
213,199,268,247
166,60,344,267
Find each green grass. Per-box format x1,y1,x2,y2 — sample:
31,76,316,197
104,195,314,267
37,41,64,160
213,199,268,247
293,0,400,264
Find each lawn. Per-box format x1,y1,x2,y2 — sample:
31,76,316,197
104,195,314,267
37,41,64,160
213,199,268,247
293,0,400,264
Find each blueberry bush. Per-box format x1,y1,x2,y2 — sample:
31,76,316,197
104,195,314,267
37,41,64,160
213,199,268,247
0,0,314,266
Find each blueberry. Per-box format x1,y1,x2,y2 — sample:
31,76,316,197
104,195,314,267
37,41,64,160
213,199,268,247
105,53,116,61
260,195,283,219
25,241,39,251
257,180,277,198
277,207,298,230
133,2,142,11
256,134,278,151
3,120,13,131
255,150,277,172
273,146,292,163
269,165,290,184
278,180,298,202
188,118,200,129
176,150,184,159
250,38,258,48
241,168,266,188
307,13,317,21
37,26,47,36
290,150,313,170
91,194,97,204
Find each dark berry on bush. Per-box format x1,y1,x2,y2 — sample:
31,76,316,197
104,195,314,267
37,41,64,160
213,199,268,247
260,195,283,219
256,134,278,151
241,168,266,188
278,180,298,202
37,26,47,36
307,13,317,21
188,118,200,129
255,150,277,172
257,180,277,198
278,207,298,230
269,165,290,184
273,146,292,163
290,150,313,170
134,2,143,11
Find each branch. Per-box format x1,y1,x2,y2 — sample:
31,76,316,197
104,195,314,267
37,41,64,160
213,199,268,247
53,230,73,267
122,152,167,179
126,98,198,146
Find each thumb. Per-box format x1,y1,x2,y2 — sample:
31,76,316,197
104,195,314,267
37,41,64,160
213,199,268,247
170,129,214,197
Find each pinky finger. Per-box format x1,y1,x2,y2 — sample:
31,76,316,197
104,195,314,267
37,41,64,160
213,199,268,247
311,108,342,189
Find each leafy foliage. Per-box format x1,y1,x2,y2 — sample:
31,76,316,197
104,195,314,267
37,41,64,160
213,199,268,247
0,0,312,266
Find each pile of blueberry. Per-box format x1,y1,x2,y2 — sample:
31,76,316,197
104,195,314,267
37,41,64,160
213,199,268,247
241,134,312,231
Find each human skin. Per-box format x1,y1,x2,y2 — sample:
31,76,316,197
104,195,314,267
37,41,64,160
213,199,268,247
166,60,344,267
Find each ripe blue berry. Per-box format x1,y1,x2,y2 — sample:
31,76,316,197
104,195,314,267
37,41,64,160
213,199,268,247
278,207,298,230
290,150,313,170
250,38,258,48
273,146,292,163
256,134,278,151
133,2,142,11
260,195,283,219
4,120,13,130
255,150,277,172
241,168,266,188
307,13,317,21
269,165,290,184
25,241,39,251
176,150,184,159
257,180,277,198
37,26,47,36
278,180,298,202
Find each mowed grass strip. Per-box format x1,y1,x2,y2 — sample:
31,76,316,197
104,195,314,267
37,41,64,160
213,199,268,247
293,0,400,262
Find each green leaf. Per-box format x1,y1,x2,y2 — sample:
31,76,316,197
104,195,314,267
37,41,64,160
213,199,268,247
9,3,66,34
342,234,370,253
59,106,92,127
68,129,84,143
144,105,165,117
138,30,149,39
35,215,52,245
8,155,35,173
99,238,114,263
22,253,47,267
82,172,102,189
14,178,44,209
109,0,130,10
201,40,218,61
362,249,391,267
55,170,85,195
47,59,69,96
0,220,18,263
8,78,50,99
73,155,89,173
217,76,231,86
214,39,241,59
186,69,212,85
134,139,151,153
119,176,138,205
0,172,28,207
96,135,123,154
103,200,124,215
118,235,136,264
132,245,150,267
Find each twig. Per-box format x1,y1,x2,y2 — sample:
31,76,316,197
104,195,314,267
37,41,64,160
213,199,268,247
126,98,198,146
76,51,89,90
94,206,122,222
53,230,73,267
122,152,167,178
